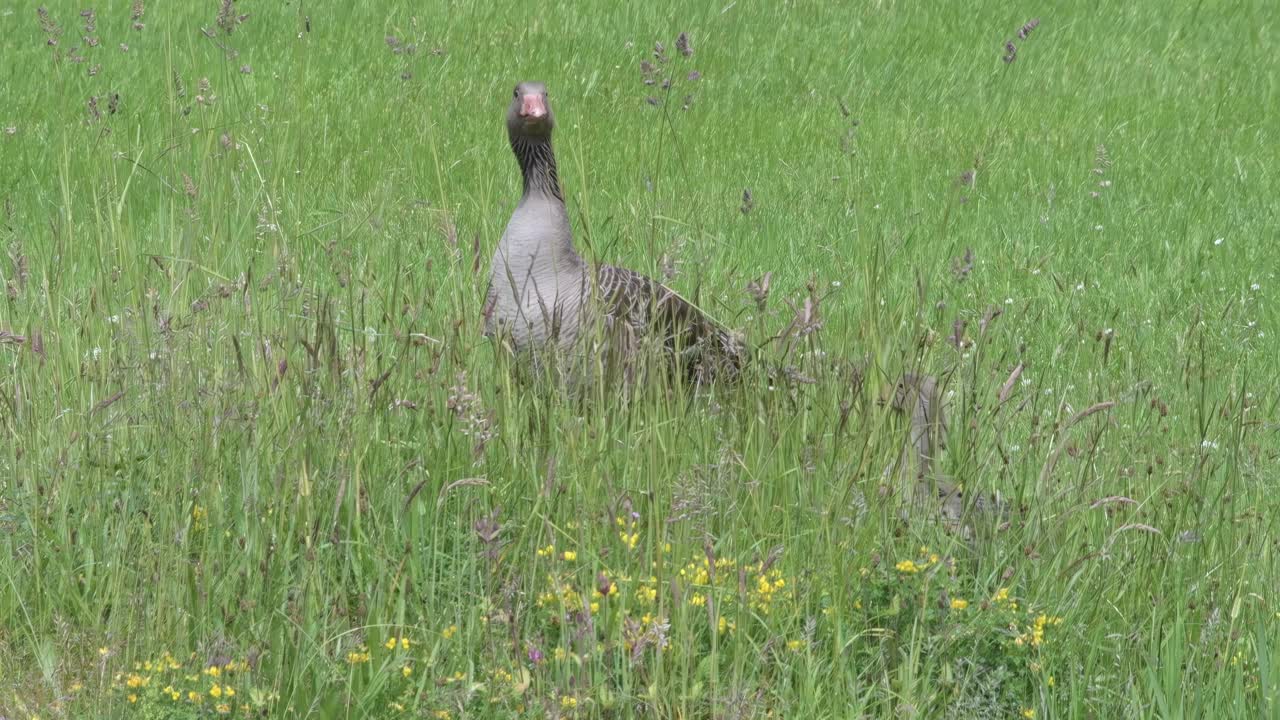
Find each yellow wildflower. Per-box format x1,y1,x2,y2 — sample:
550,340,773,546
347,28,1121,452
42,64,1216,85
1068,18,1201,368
433,711,452,720
216,703,231,714
402,665,413,678
401,637,410,649
128,694,138,703
895,560,919,573
562,550,577,561
442,625,457,639
950,598,969,610
1022,708,1035,719
787,640,804,652
385,638,396,650
210,684,222,698
561,695,578,708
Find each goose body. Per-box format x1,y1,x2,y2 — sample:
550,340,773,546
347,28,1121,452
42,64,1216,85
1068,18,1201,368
483,81,743,383
883,373,1009,538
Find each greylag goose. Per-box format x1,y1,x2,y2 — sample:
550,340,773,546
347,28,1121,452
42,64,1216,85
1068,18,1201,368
482,81,745,385
881,373,1008,538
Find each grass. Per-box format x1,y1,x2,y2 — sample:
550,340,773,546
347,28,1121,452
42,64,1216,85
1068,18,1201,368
1,1,1278,717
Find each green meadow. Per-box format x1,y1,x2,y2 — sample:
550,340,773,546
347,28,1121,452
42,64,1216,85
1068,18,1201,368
2,1,1278,717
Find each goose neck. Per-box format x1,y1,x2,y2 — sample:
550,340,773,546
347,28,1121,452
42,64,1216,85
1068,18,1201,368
512,135,563,202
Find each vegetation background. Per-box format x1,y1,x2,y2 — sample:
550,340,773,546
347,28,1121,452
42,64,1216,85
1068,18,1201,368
1,1,1277,718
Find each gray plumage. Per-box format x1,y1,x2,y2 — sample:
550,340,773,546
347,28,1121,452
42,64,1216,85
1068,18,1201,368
483,81,744,384
883,373,1008,538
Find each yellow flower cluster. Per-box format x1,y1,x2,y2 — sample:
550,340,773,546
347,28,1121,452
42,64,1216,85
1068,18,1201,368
1015,613,1063,648
346,646,371,664
108,651,262,714
537,574,585,615
749,568,790,615
616,516,641,550
717,616,736,635
636,576,659,605
896,548,943,575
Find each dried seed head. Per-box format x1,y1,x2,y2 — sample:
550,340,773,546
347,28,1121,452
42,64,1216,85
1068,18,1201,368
746,271,773,311
1094,144,1112,172
37,7,64,49
1018,18,1040,39
182,173,197,199
216,0,235,33
951,248,974,281
675,31,693,57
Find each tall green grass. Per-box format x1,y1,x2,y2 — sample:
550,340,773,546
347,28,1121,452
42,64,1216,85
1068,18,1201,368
1,1,1277,718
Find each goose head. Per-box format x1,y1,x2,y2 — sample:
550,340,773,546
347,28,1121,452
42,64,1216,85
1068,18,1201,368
507,81,554,141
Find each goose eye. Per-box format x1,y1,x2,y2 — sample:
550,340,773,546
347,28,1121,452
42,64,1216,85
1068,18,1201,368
512,87,519,98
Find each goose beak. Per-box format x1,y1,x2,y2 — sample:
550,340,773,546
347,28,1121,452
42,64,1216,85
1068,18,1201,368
518,93,547,121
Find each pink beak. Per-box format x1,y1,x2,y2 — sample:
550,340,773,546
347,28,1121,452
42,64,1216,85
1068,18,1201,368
519,93,547,120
